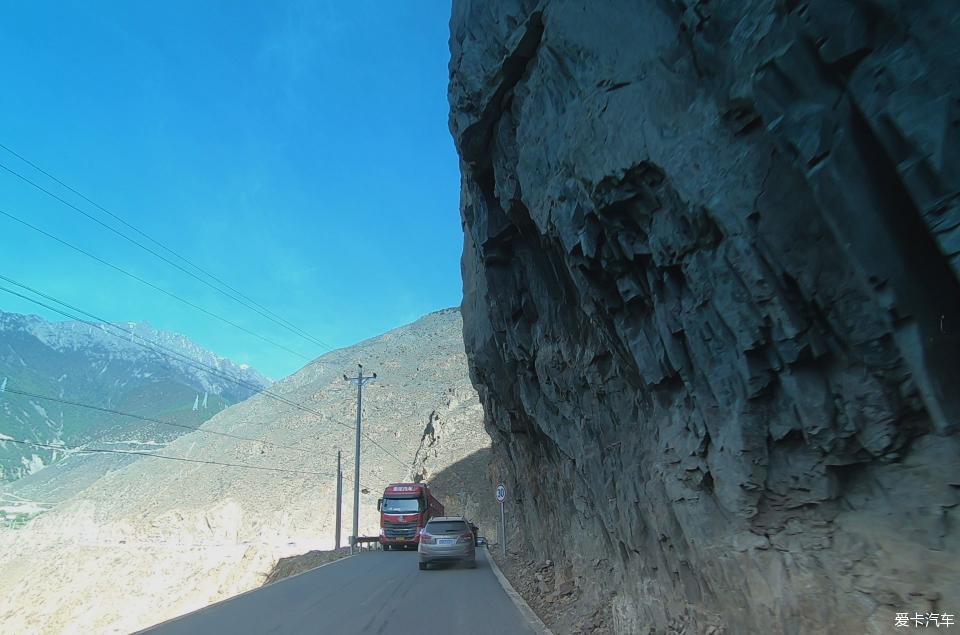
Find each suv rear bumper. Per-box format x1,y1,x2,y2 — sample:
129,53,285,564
418,542,475,562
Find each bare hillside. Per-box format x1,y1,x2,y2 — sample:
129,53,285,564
0,308,490,634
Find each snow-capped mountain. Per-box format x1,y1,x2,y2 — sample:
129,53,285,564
0,310,272,483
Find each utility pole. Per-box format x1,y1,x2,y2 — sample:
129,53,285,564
335,449,343,550
344,363,376,554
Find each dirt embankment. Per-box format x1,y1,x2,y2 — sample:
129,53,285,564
262,548,352,585
489,547,611,635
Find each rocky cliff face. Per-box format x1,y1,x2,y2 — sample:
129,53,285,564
449,1,960,632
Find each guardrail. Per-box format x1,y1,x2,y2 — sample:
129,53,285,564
354,536,381,551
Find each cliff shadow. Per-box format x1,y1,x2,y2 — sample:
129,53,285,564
427,446,497,538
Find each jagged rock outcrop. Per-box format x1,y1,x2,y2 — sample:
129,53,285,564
449,1,960,632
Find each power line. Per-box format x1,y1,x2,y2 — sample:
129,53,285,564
1,386,315,457
0,154,336,352
0,275,314,418
0,405,379,488
0,281,281,405
0,276,286,399
3,145,337,351
0,207,311,360
0,148,416,475
0,276,412,470
0,436,333,478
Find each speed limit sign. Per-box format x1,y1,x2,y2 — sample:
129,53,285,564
496,484,507,556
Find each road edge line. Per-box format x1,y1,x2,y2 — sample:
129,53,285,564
136,550,357,633
257,549,356,590
484,548,554,635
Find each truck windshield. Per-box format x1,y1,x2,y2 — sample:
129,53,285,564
382,498,422,513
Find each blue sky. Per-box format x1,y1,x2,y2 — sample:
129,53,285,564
0,0,462,379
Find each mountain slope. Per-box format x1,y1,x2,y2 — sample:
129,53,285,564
0,308,490,634
0,310,270,493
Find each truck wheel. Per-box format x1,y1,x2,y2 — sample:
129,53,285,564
418,562,427,570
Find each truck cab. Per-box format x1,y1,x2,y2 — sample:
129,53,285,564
378,483,444,550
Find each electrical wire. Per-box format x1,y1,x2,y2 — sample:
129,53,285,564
0,385,385,489
0,278,287,400
0,276,413,470
0,147,417,477
0,153,335,352
0,436,333,478
0,207,312,360
1,386,316,456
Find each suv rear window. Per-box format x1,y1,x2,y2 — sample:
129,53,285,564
426,521,469,534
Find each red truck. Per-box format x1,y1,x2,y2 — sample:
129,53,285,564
377,482,444,550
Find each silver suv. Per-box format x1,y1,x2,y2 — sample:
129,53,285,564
418,517,476,570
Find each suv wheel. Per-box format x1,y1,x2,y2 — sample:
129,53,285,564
418,562,427,570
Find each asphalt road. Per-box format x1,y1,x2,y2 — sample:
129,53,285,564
141,549,540,635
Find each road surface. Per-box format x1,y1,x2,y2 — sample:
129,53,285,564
141,548,540,634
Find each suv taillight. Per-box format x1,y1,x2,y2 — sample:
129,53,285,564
420,530,436,544
457,531,473,543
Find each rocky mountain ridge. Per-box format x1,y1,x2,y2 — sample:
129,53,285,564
0,310,270,390
0,309,270,488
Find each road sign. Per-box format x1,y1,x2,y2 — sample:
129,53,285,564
496,484,507,558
